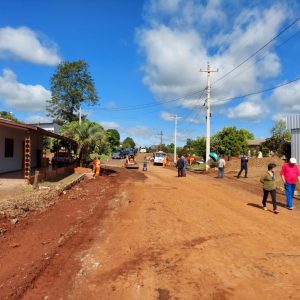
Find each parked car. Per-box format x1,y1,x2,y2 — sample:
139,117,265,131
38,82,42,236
112,151,123,159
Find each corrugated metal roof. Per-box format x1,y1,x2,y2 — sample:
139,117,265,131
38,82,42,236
287,114,300,130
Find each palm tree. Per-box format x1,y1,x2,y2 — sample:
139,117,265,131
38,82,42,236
61,120,109,166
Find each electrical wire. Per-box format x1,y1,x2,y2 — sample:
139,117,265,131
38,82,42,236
211,16,300,87
212,74,300,105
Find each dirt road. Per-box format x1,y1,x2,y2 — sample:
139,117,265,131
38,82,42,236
1,161,300,299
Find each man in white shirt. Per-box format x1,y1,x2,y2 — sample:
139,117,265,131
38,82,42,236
218,155,226,178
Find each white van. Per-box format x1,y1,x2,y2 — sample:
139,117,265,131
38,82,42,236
153,151,166,165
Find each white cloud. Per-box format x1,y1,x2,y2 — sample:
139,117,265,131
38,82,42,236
0,26,61,65
272,81,300,112
160,111,175,121
137,1,289,120
227,101,264,120
272,113,287,122
148,0,181,15
24,115,51,124
0,69,51,112
99,121,120,130
127,125,154,137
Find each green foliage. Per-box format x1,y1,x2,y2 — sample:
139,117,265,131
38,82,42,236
42,136,52,150
271,120,291,140
61,120,109,166
190,137,206,157
106,129,120,148
211,126,254,155
262,120,291,157
261,146,269,157
47,60,98,124
0,111,19,122
89,152,102,160
122,137,135,148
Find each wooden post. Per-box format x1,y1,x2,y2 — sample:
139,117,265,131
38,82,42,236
33,170,39,189
24,133,31,183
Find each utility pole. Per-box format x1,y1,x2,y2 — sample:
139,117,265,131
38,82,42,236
200,62,218,170
158,131,163,150
79,106,82,125
173,115,181,163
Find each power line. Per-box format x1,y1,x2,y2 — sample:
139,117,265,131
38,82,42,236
212,16,300,87
214,29,300,92
99,88,206,112
212,75,300,105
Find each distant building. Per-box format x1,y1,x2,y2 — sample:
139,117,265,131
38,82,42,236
248,139,265,152
28,122,60,134
286,115,300,163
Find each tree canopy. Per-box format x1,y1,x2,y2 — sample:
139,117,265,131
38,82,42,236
122,137,135,148
211,126,254,155
262,120,291,157
60,120,109,165
106,129,120,148
47,60,98,124
0,111,19,122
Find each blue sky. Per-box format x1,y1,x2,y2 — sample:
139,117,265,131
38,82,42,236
0,0,299,146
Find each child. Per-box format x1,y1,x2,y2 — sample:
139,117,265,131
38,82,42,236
260,163,278,214
143,156,148,171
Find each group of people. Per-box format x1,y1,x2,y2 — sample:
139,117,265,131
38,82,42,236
261,157,300,214
178,152,300,214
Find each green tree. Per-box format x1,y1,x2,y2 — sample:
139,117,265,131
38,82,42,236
0,111,19,122
122,137,135,148
61,120,109,166
191,137,206,157
47,60,98,124
106,129,120,148
271,120,291,140
211,126,254,156
263,120,291,157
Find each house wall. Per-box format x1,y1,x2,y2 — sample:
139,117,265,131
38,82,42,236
0,126,26,173
0,126,43,173
291,129,300,164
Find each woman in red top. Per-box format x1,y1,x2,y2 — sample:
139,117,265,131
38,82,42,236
280,158,300,210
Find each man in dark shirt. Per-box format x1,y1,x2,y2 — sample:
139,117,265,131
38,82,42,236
237,155,248,178
176,156,184,177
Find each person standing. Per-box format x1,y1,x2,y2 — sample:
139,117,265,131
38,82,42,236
260,163,279,214
176,156,184,177
218,155,226,178
280,157,300,210
237,154,248,178
182,156,187,177
143,156,148,171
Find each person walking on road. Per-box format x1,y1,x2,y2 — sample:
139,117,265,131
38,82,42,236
237,154,248,178
143,156,148,171
260,163,279,214
218,155,226,178
182,156,187,177
280,158,300,210
176,156,184,177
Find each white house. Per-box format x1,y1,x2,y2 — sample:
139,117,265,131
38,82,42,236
28,122,60,133
286,115,300,163
0,118,75,179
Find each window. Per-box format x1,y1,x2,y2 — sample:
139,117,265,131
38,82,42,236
5,138,14,157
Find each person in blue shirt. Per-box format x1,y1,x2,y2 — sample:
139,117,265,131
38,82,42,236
237,154,248,178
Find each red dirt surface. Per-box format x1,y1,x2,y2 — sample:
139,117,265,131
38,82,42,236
0,172,122,299
1,160,300,299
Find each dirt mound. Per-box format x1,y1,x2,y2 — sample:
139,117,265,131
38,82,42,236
226,156,284,171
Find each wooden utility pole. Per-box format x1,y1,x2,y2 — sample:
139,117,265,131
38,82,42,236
173,115,181,163
200,62,218,170
159,131,163,150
